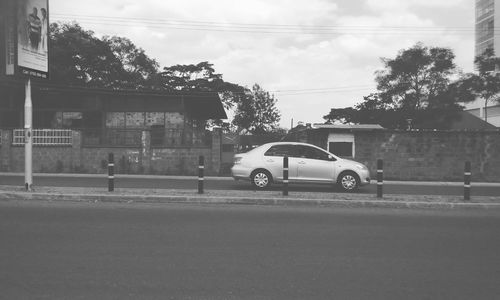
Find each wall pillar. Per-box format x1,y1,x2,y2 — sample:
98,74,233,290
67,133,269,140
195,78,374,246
211,128,222,175
71,130,82,171
141,130,152,174
0,130,12,171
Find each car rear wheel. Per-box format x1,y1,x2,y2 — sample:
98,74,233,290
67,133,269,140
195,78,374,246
338,171,359,192
251,170,272,189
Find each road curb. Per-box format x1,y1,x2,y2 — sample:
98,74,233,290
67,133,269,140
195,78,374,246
1,191,499,210
2,172,500,186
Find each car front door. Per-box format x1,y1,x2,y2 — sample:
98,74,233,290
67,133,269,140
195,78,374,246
263,145,299,181
294,145,335,182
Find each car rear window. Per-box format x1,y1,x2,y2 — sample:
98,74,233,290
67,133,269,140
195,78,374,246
264,145,295,157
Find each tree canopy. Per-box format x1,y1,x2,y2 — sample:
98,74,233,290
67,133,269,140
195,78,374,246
103,36,160,89
232,84,281,134
160,62,245,110
50,22,125,88
459,48,500,114
324,43,476,129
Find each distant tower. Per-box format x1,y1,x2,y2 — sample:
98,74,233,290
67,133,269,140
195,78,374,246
466,0,500,127
475,0,500,58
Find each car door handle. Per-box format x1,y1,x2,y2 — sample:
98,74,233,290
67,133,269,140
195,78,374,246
298,161,306,164
266,159,274,162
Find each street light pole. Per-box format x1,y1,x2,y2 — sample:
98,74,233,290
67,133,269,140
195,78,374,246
25,78,33,191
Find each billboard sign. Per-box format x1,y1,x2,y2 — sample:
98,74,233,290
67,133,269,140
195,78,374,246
16,0,49,79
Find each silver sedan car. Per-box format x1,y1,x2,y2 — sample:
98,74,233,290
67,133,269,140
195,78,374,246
231,142,371,191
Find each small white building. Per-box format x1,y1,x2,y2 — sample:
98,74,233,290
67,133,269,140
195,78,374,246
464,97,500,127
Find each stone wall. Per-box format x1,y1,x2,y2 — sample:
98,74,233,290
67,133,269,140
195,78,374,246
4,128,499,182
353,130,500,182
0,129,222,175
285,128,500,182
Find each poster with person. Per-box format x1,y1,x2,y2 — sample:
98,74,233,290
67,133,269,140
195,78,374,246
17,0,49,78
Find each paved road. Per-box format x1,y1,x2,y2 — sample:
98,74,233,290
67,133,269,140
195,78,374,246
1,201,500,299
1,173,500,196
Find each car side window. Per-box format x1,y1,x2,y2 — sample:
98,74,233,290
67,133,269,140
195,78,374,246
264,145,295,157
296,145,331,161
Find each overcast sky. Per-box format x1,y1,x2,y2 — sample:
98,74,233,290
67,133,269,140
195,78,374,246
51,0,474,128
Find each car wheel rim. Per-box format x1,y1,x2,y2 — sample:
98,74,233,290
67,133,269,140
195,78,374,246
254,173,269,188
341,175,356,190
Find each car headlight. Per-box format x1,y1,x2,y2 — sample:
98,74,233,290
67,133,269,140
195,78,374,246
234,157,242,165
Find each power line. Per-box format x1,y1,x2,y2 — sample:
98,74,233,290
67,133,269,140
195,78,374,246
2,77,376,97
50,13,489,36
51,13,476,30
271,85,373,95
275,88,374,96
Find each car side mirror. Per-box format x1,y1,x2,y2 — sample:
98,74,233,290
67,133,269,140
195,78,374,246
328,155,336,161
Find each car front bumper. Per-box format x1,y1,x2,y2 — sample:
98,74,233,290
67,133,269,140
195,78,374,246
358,169,371,186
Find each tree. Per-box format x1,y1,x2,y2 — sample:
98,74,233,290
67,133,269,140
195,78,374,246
50,22,124,88
459,48,500,122
50,22,160,90
324,43,473,129
375,43,457,113
232,84,281,134
103,36,160,89
323,94,401,128
160,62,244,109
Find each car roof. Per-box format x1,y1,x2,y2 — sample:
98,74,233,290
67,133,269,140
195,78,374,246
261,142,319,147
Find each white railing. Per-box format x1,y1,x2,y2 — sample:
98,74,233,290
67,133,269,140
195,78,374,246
12,129,73,146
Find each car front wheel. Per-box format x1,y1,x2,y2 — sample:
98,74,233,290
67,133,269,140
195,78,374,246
251,170,272,189
338,171,359,192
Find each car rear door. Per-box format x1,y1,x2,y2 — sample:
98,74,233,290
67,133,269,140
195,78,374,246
263,145,299,181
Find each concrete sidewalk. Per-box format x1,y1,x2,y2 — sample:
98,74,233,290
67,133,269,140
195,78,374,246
2,172,500,187
0,185,499,210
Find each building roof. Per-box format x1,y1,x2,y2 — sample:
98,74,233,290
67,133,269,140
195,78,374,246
42,85,227,119
0,80,227,119
313,124,385,130
183,93,227,119
449,111,497,130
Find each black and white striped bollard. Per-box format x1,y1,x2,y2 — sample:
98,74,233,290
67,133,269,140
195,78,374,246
464,161,471,201
283,155,289,196
198,155,204,194
108,153,114,192
377,159,383,198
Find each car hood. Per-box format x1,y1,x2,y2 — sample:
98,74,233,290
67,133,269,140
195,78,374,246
339,158,364,167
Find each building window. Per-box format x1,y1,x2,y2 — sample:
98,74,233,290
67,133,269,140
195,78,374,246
106,112,125,127
476,0,494,20
329,142,353,157
62,112,83,128
328,133,355,157
33,111,61,128
146,112,165,127
126,112,145,128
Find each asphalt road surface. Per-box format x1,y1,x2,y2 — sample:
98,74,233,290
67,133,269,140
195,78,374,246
1,173,500,196
1,201,500,299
